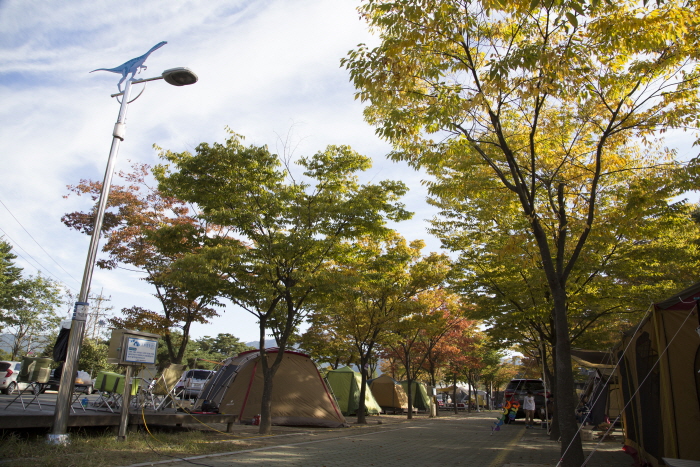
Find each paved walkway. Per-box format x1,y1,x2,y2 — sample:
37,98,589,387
122,412,630,467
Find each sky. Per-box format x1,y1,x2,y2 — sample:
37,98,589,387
0,1,445,344
3,1,699,348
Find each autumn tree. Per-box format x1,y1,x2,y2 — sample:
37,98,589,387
305,232,449,423
343,1,700,463
439,326,483,414
481,355,519,406
63,163,223,364
417,299,473,390
380,287,465,418
456,191,700,436
154,132,411,434
463,333,493,412
298,316,358,370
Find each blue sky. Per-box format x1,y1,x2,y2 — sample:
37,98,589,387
3,1,698,347
0,0,443,343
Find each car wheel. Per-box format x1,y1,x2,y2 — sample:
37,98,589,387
6,382,17,395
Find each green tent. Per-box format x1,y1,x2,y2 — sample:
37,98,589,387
400,381,431,411
326,366,381,416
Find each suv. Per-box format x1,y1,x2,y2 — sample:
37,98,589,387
0,361,30,394
175,369,215,399
504,378,550,419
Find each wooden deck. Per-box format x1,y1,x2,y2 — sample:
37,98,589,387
0,393,237,431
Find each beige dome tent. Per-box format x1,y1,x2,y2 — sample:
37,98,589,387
614,283,700,465
194,349,347,428
370,374,408,411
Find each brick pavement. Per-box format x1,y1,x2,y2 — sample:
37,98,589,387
122,412,631,467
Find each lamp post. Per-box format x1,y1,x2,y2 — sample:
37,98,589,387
47,44,197,445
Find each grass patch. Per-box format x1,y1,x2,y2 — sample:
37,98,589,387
0,426,258,467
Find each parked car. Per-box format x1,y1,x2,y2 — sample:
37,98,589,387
175,369,216,399
0,361,30,394
504,378,550,419
42,369,95,394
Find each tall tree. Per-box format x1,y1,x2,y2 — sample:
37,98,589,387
454,192,700,437
0,238,23,332
306,233,450,423
380,287,465,418
480,351,519,407
299,316,358,370
63,163,223,364
343,1,700,463
2,274,63,360
187,333,253,369
154,132,411,434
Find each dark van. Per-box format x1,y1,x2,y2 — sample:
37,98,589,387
504,378,550,419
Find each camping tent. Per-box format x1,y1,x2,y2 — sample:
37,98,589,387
469,390,488,409
571,349,622,427
194,349,347,427
325,366,381,416
400,381,431,411
436,385,471,403
614,283,700,466
370,374,408,410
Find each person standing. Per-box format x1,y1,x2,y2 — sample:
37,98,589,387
523,390,536,428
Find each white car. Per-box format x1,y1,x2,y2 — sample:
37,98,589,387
175,369,215,399
0,361,30,394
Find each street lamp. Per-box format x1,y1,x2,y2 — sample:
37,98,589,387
47,43,197,445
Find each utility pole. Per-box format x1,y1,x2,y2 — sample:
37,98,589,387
86,289,112,340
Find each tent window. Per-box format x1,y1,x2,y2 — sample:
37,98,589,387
635,332,663,460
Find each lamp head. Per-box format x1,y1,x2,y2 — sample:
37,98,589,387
162,67,198,86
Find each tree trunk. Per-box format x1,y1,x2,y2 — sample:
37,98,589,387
452,379,458,415
405,355,413,420
526,209,584,466
257,335,285,435
543,345,560,440
356,355,369,424
552,290,583,467
259,364,274,435
467,380,472,414
429,363,438,418
406,377,414,420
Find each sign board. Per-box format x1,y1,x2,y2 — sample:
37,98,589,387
123,336,158,364
108,329,160,365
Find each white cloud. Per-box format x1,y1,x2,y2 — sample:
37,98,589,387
0,0,444,343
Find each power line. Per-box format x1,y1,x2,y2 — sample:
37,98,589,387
0,197,82,288
0,226,78,294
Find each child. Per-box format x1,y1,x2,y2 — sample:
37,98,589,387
523,390,536,428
